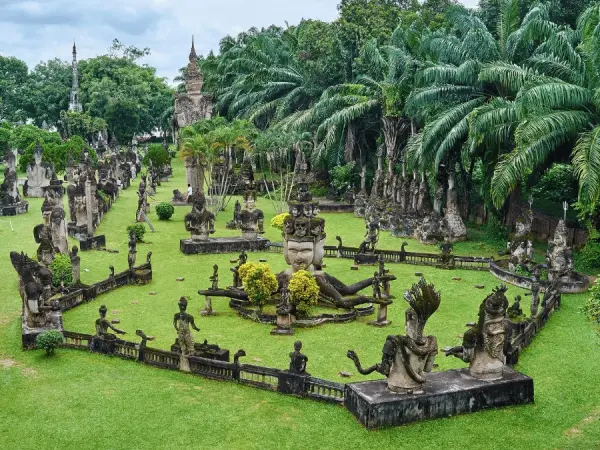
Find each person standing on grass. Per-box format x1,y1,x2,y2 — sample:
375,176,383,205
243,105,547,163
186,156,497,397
186,183,192,202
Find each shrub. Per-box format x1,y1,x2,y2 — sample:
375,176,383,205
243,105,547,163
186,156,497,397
36,330,64,356
575,230,600,274
582,277,600,323
155,202,175,220
127,223,146,242
49,254,73,287
143,143,171,168
288,270,319,318
270,213,290,231
329,161,357,192
239,262,277,309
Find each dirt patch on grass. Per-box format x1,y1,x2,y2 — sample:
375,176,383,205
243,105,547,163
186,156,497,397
0,357,17,368
565,408,600,437
20,367,38,378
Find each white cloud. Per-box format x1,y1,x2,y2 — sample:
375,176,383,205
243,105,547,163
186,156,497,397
0,0,478,84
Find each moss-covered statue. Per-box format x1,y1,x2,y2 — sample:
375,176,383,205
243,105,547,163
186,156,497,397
184,192,215,241
506,209,534,272
347,278,440,394
546,204,574,283
445,285,509,380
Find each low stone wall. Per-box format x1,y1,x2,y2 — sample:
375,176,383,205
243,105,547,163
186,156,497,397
61,330,345,404
504,290,561,365
489,261,589,294
54,258,153,313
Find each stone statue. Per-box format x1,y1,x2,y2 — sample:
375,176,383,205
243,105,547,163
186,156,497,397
209,265,219,290
530,267,541,317
372,272,382,300
507,295,523,319
288,341,309,375
26,142,52,197
358,218,380,254
230,251,247,288
239,188,264,239
546,218,574,283
1,150,28,215
128,229,137,270
184,192,215,241
348,278,440,393
445,285,509,380
33,221,55,266
173,297,200,371
443,169,467,241
93,304,127,353
172,189,186,204
10,251,59,345
507,209,534,272
68,245,81,285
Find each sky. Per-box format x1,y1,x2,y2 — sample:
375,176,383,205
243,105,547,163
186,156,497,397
0,0,478,85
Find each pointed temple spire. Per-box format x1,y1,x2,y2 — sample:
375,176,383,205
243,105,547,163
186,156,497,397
68,41,83,112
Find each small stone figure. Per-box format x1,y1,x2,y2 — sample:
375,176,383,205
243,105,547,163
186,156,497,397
173,297,200,371
372,272,382,300
546,212,574,283
358,218,380,254
93,304,126,353
507,295,523,320
209,265,219,291
530,268,541,317
445,285,509,380
230,251,248,288
289,341,308,375
172,189,186,204
128,229,137,270
348,278,440,393
70,246,81,285
507,209,534,272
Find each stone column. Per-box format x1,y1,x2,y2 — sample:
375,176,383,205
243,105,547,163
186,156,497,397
85,179,93,238
185,156,204,194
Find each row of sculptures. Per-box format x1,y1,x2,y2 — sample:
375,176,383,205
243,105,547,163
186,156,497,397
0,149,29,215
183,160,264,242
354,153,467,245
503,201,577,285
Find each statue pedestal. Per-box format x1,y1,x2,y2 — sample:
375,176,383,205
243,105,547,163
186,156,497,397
368,304,392,327
345,367,533,429
200,296,216,316
0,201,29,216
271,314,294,335
277,371,310,396
22,320,64,350
180,237,270,255
354,253,379,265
79,235,106,251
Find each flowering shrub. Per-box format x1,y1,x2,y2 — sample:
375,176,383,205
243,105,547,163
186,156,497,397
270,213,290,231
288,270,319,317
240,262,277,309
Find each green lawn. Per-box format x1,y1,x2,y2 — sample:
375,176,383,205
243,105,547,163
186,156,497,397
0,158,599,449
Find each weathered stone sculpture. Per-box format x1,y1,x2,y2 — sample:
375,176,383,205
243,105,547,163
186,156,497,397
546,205,574,283
507,209,534,272
443,169,467,241
348,278,440,393
128,229,137,270
25,142,53,197
355,217,380,264
445,285,509,380
184,192,215,241
10,251,61,348
1,150,28,216
92,304,127,353
70,246,81,285
173,297,201,372
288,341,309,375
226,200,242,229
33,221,55,266
239,189,264,239
172,189,187,205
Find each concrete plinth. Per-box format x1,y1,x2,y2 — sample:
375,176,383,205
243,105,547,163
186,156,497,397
79,235,106,251
180,237,270,255
345,367,533,429
0,202,29,216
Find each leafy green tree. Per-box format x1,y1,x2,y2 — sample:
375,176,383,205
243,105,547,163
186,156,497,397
24,58,71,127
0,56,29,122
59,111,107,140
143,143,171,169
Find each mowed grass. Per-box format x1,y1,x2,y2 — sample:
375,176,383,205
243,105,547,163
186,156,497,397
0,158,599,449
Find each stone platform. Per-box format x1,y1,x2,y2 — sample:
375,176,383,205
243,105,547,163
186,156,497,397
345,367,533,429
180,237,270,255
79,235,106,251
0,202,29,216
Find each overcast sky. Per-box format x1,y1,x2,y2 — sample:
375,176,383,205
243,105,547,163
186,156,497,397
0,0,478,85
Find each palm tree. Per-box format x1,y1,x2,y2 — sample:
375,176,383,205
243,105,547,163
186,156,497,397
286,25,422,169
489,4,600,213
405,2,560,208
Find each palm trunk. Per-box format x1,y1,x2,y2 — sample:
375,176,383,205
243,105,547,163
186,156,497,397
382,116,409,174
344,122,358,163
